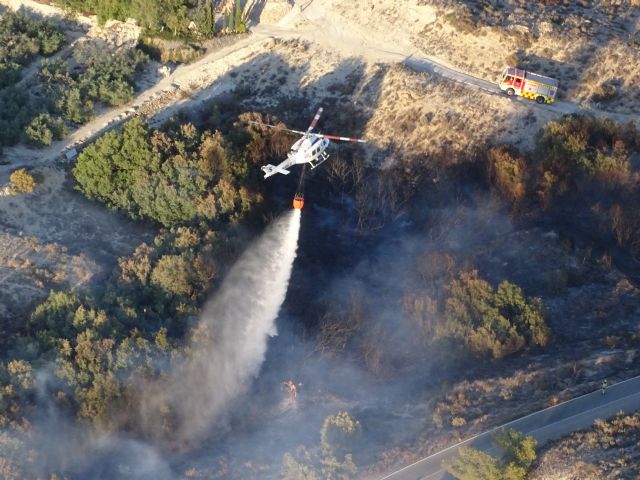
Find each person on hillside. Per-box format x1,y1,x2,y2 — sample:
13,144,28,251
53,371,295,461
602,378,608,395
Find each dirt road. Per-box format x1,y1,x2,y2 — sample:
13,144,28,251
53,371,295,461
252,20,635,125
0,31,267,172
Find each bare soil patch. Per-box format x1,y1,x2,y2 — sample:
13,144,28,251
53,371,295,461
0,166,152,319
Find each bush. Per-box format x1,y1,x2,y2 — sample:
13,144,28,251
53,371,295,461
443,9,477,34
444,271,550,359
320,411,361,458
56,0,219,39
282,411,360,480
535,115,638,201
0,87,37,148
151,255,194,297
73,117,263,227
486,145,528,208
39,49,146,124
0,11,65,66
0,62,21,88
9,168,36,193
25,112,67,146
444,430,537,480
609,203,640,258
591,82,618,103
451,416,467,427
0,429,30,480
494,429,537,470
443,447,502,480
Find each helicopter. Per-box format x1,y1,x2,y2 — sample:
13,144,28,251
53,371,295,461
250,107,366,179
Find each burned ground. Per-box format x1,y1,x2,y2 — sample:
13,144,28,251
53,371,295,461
133,45,640,478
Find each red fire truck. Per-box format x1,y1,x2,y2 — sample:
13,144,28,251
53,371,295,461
498,67,558,104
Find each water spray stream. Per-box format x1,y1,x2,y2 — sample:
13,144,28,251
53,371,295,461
153,210,302,441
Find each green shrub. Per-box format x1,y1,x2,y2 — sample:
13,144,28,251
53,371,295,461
0,62,21,88
494,429,537,470
0,11,65,65
57,0,219,39
25,112,67,146
443,447,502,480
0,87,37,148
39,49,146,124
73,117,263,227
444,271,550,359
444,430,537,480
535,115,639,201
151,255,194,297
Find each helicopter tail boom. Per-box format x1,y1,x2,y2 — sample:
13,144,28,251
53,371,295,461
262,164,291,178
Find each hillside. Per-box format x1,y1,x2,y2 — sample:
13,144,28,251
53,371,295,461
0,1,640,480
305,0,640,113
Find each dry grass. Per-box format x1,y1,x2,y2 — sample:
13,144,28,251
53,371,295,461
0,166,149,319
320,0,640,113
361,63,549,162
0,231,97,314
530,412,640,480
413,2,640,113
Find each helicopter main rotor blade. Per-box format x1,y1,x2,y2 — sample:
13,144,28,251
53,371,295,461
315,133,366,143
248,121,306,136
306,107,324,134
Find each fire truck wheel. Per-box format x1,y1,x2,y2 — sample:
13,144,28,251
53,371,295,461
506,88,515,96
535,96,546,104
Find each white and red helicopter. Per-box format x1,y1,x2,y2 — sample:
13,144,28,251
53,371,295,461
250,107,366,179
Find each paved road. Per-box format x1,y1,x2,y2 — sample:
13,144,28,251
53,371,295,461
377,375,640,480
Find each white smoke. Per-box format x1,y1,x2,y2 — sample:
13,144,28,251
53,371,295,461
142,210,302,441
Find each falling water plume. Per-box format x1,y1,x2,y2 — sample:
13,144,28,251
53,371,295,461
144,210,302,442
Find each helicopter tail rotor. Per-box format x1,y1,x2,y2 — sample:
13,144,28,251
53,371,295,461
306,107,324,135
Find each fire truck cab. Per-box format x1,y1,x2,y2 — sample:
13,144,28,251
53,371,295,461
498,67,558,104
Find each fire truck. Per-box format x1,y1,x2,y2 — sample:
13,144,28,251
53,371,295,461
498,67,558,104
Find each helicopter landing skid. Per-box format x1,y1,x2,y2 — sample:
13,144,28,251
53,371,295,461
309,152,330,169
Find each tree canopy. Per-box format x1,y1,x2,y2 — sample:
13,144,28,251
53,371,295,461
0,11,65,87
443,430,537,480
443,271,550,359
73,117,264,227
57,0,219,38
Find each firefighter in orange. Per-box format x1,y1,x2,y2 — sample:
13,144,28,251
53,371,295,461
283,379,299,403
